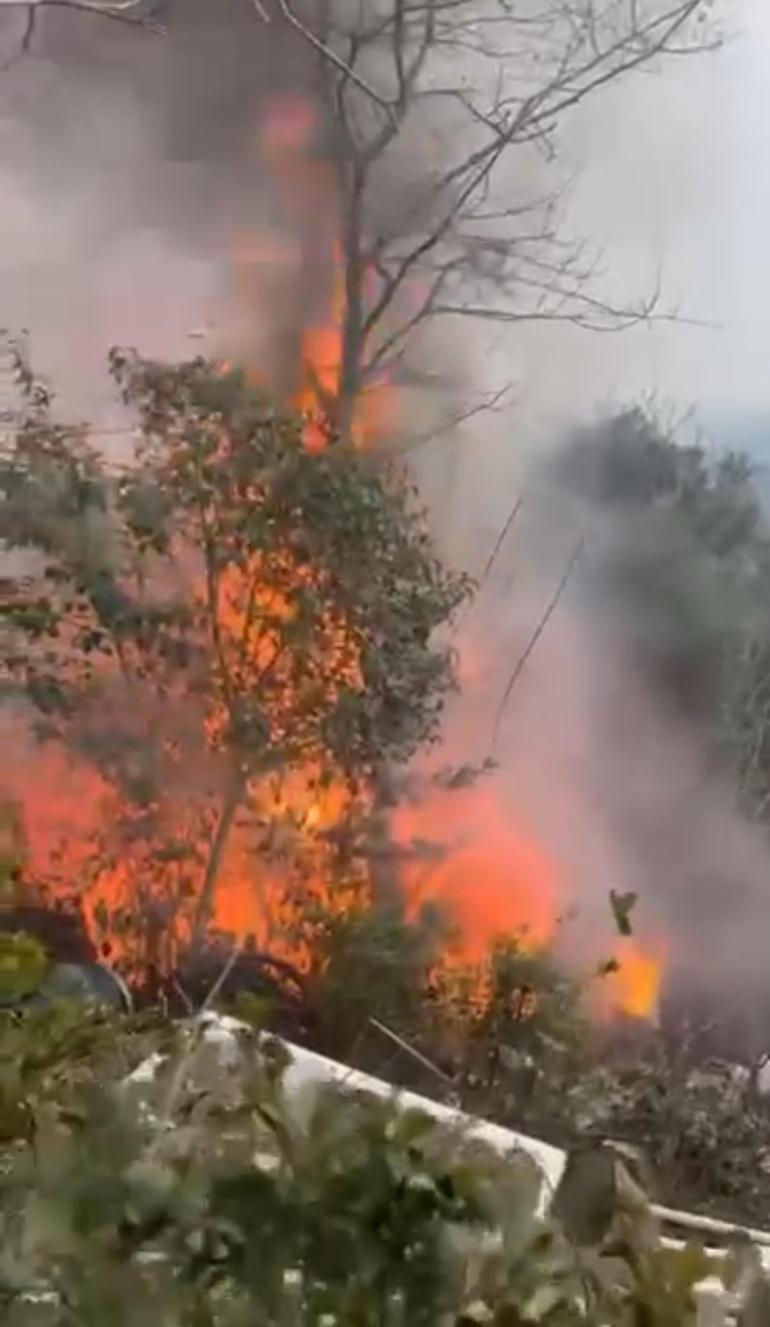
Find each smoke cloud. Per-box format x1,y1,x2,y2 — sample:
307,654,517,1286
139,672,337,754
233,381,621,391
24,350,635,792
2,0,770,1043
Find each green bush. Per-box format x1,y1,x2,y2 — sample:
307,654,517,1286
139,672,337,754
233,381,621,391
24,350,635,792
0,1005,753,1325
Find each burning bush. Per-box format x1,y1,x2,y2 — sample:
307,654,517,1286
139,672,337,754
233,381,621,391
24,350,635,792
0,345,469,978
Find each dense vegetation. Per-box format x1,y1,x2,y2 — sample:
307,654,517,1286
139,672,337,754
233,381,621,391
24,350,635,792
0,346,468,970
2,1000,765,1326
5,357,770,1314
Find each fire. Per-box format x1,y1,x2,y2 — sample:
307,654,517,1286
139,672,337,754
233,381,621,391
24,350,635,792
1,86,667,1031
231,94,391,451
605,938,664,1021
393,779,560,964
212,763,368,964
200,539,369,967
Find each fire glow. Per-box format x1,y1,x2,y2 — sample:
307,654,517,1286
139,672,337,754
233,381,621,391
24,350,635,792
1,91,663,1024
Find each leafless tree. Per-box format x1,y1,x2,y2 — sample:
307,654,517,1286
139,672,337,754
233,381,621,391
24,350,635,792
2,0,716,445
0,0,165,73
263,0,716,440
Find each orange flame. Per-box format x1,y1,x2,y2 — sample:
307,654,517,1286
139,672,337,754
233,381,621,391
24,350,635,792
393,780,560,963
2,89,666,1027
605,938,664,1021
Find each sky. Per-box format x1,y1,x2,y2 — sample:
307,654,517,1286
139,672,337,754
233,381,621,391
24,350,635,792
569,0,770,424
421,0,770,547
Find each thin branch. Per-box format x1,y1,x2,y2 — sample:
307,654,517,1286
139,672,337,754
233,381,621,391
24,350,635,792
365,253,466,374
148,942,244,1150
368,1015,455,1085
273,0,397,123
393,381,513,455
191,775,246,946
451,484,523,639
1,0,165,68
478,495,523,589
36,0,166,31
0,5,36,72
491,530,589,753
278,0,712,421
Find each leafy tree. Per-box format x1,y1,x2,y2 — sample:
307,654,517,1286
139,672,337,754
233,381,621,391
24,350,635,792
558,406,770,797
0,345,469,969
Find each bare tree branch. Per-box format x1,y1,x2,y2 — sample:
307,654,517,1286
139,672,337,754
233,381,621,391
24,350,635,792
273,0,397,121
393,381,513,455
1,0,165,70
39,0,165,30
478,495,523,589
152,0,714,443
0,4,36,72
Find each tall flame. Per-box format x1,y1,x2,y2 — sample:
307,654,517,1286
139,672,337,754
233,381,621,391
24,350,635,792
1,89,666,1026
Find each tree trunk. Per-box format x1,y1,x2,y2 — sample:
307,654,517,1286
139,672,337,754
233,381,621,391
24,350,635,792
190,774,245,947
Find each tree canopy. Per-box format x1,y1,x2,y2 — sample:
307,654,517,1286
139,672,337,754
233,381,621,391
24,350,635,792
0,346,469,962
558,406,770,812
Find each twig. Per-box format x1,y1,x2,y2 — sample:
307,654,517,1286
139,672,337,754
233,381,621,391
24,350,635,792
0,5,36,72
198,943,242,1016
149,943,243,1148
1,0,165,69
451,489,523,640
190,774,246,945
170,976,194,1016
393,383,513,455
273,0,396,123
478,495,523,589
38,0,166,31
368,1016,454,1085
491,530,589,752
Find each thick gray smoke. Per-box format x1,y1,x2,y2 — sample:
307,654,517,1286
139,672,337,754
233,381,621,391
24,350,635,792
0,0,312,419
440,452,770,1050
2,0,769,1042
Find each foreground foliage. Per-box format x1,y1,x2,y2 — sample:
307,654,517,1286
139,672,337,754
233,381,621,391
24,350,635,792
0,1003,757,1326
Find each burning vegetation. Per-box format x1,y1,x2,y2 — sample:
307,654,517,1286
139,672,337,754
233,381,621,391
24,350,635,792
0,88,665,1030
0,344,467,981
0,333,662,1032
